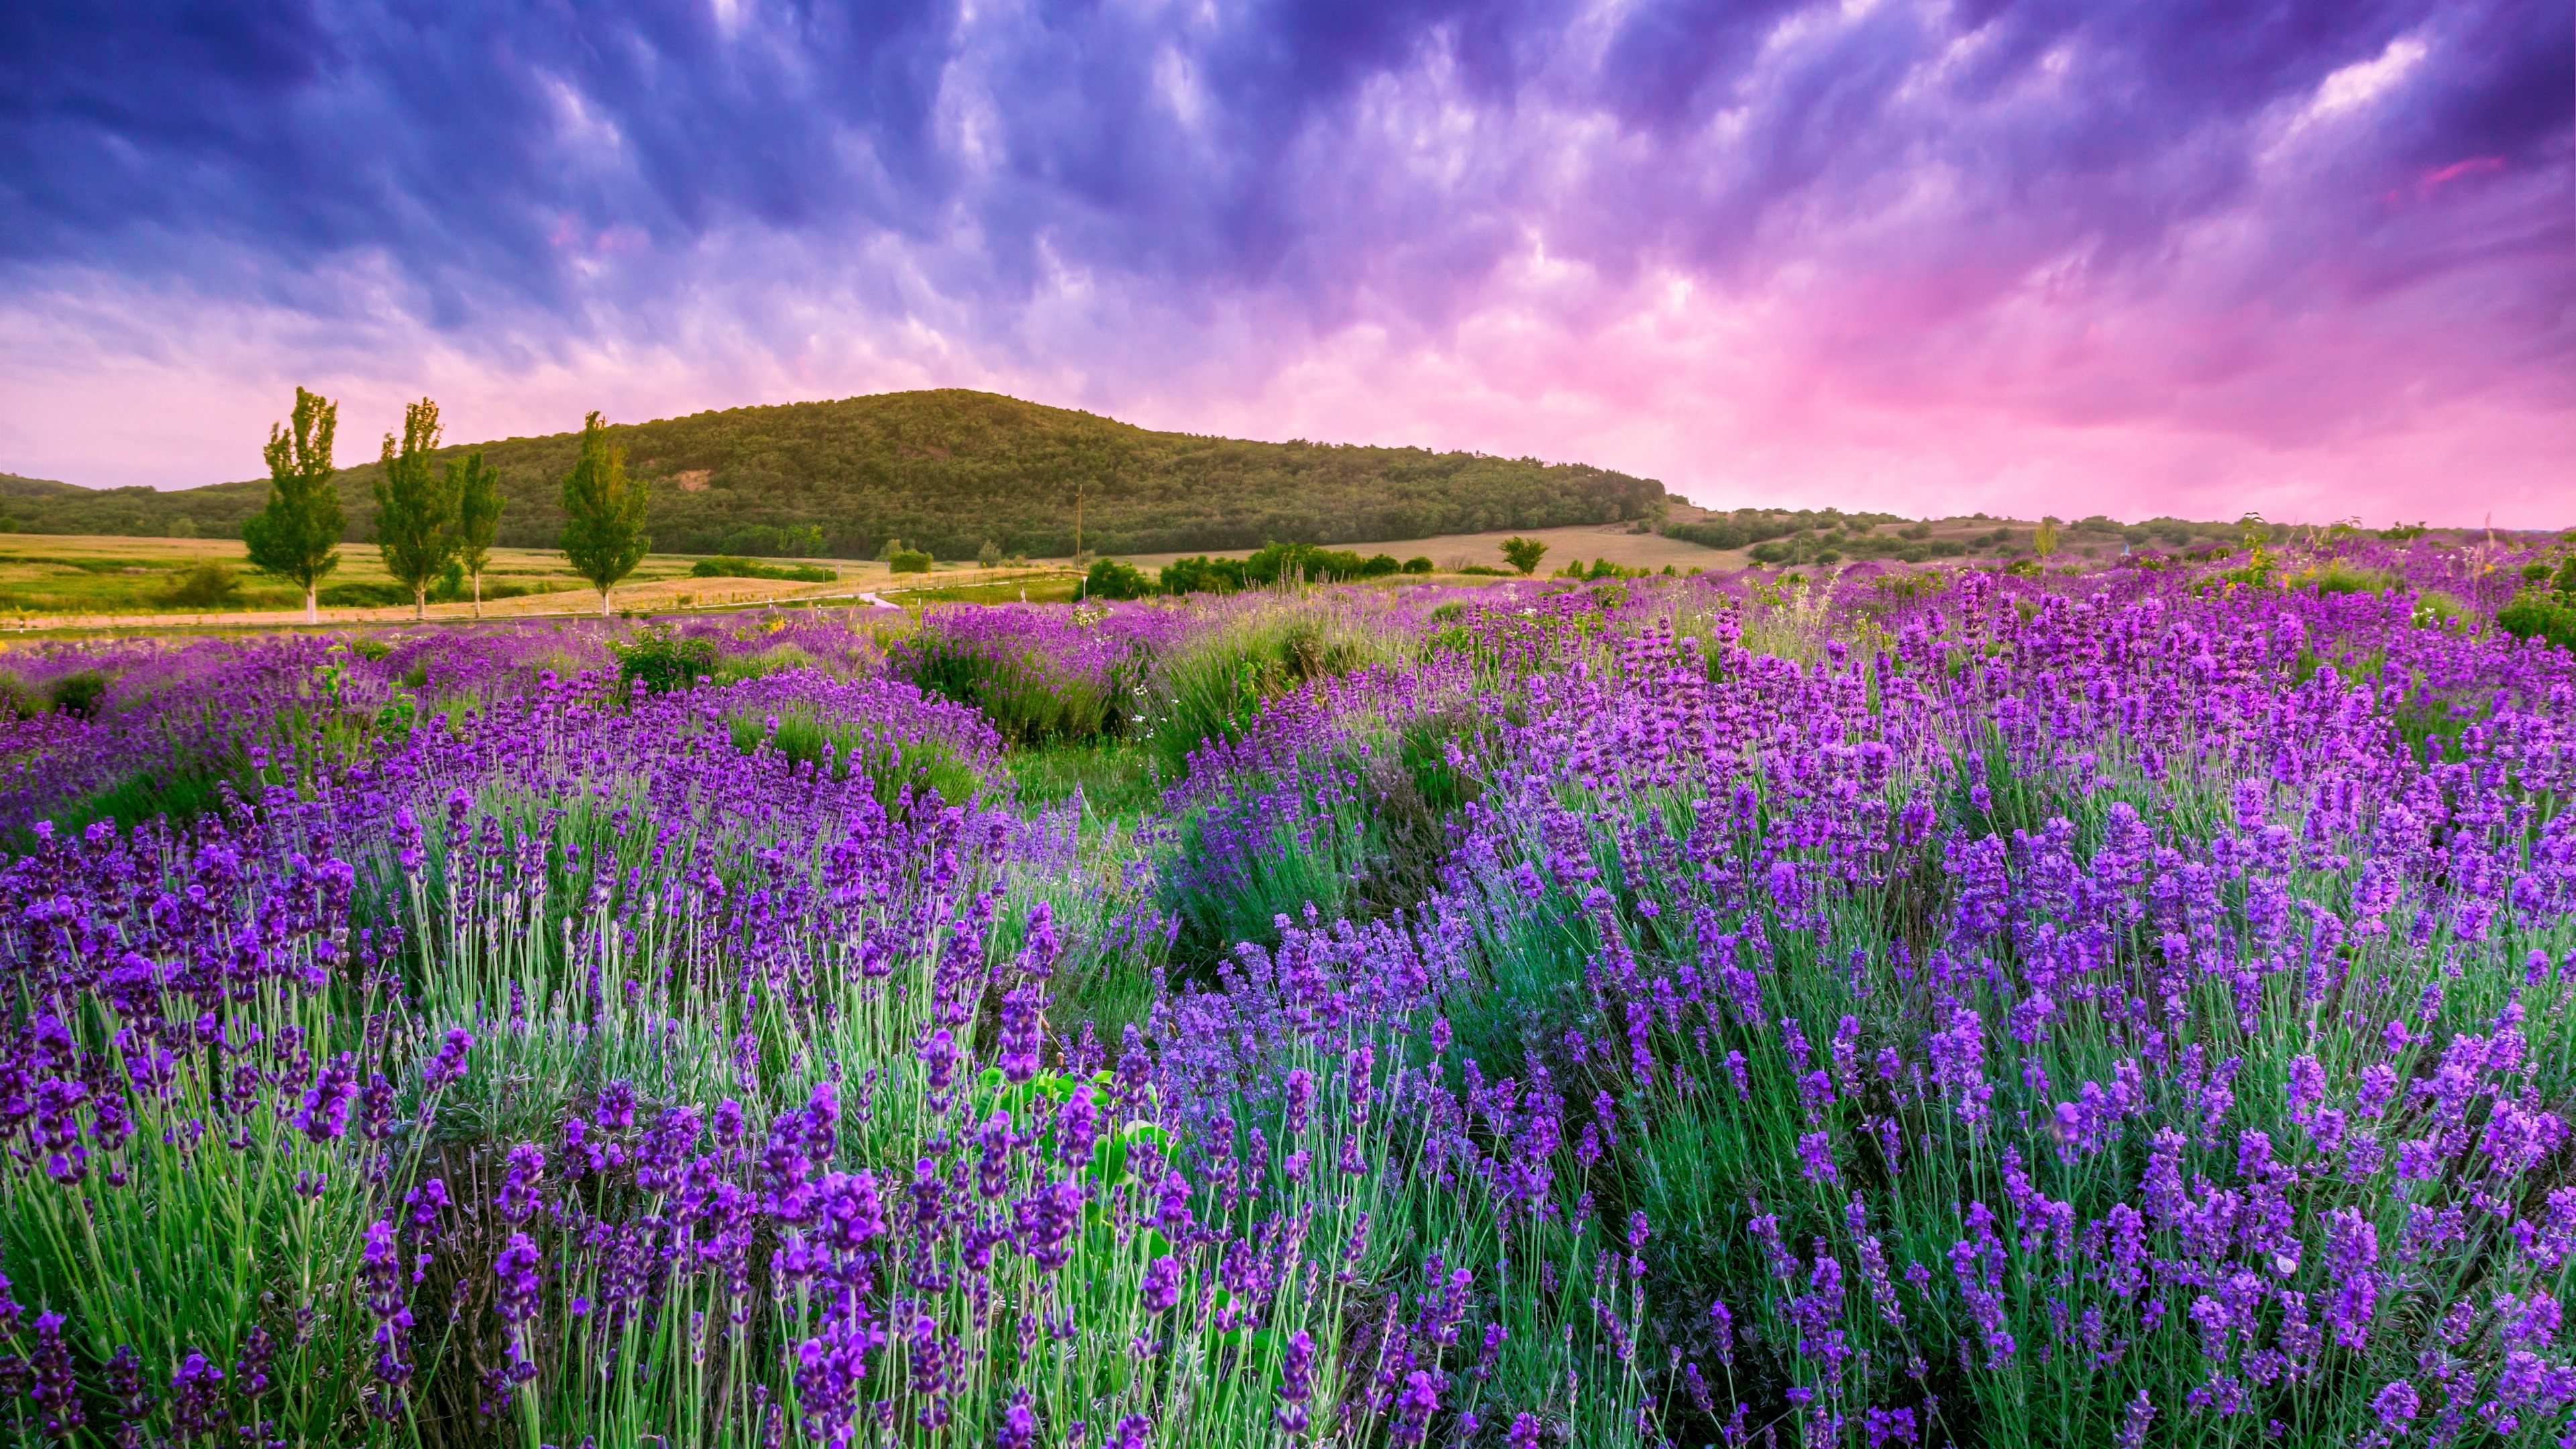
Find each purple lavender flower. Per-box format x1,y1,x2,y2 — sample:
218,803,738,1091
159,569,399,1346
31,1311,84,1438
1141,1255,1182,1314
497,1142,546,1224
1275,1329,1314,1434
2371,1379,2419,1426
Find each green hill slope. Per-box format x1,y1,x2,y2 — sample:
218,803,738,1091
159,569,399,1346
0,390,1664,558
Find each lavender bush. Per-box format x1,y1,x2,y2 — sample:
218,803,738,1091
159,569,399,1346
1,534,2571,1447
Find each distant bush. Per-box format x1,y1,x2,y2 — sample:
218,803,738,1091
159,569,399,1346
2500,584,2576,651
718,522,826,557
888,549,934,575
1500,537,1548,574
1161,555,1248,595
1401,556,1433,574
1457,564,1510,576
692,555,836,583
1360,553,1401,578
49,670,108,718
317,582,414,608
1242,541,1371,584
610,627,718,696
0,672,42,720
157,561,244,608
1081,558,1153,600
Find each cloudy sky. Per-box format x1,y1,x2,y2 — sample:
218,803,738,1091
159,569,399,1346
3,0,2568,524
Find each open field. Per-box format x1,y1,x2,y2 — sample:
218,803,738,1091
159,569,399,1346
2,529,2571,1446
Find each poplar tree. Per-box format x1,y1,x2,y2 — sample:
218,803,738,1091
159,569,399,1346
241,386,343,623
559,411,649,616
451,451,504,618
373,397,462,621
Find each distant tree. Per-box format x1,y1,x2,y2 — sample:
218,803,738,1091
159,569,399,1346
2033,517,2061,558
241,386,343,623
374,397,464,621
559,412,651,616
1501,536,1548,575
158,561,242,610
977,539,1003,568
451,451,503,619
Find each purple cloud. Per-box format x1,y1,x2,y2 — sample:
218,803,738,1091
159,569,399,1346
1,0,2566,522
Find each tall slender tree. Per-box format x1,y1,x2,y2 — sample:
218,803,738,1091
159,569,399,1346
451,451,504,619
559,411,649,616
373,398,463,621
241,386,343,623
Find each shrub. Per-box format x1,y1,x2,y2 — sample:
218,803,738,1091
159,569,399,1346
0,671,41,720
609,627,719,695
2498,587,2576,651
1242,541,1368,584
1081,558,1153,600
1500,536,1548,574
692,555,836,583
1401,556,1433,574
1161,555,1248,595
157,561,244,608
315,581,414,608
888,548,934,575
1359,553,1401,577
48,669,109,718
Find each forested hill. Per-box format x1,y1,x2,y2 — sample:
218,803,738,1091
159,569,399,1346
0,390,1666,559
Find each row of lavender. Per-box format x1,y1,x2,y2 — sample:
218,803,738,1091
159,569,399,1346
1,536,2571,1446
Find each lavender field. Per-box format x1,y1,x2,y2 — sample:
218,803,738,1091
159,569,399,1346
1,542,2571,1449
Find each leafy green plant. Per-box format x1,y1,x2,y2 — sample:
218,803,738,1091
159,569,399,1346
157,560,245,608
48,669,108,718
609,627,718,696
1081,557,1152,599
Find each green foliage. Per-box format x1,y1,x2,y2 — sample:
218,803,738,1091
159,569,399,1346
315,580,415,608
559,410,651,612
608,626,718,696
977,538,1004,567
156,560,245,608
2304,560,2402,596
240,385,343,618
0,670,40,720
888,547,934,575
1500,535,1548,574
48,669,108,718
1401,555,1433,574
2498,586,2576,651
898,632,1124,746
729,705,986,816
718,521,825,556
1239,541,1374,582
1141,604,1393,775
1161,555,1248,594
1006,741,1161,819
372,396,464,617
690,555,835,583
1082,557,1152,599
